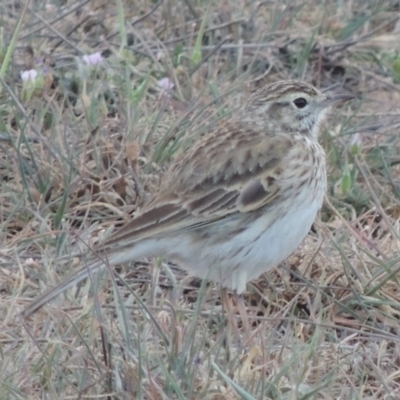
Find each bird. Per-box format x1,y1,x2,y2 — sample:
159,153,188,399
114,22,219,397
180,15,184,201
22,80,354,319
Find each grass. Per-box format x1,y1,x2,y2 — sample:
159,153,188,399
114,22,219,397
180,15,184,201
2,0,400,398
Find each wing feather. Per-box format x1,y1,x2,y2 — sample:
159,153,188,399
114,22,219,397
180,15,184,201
104,124,293,249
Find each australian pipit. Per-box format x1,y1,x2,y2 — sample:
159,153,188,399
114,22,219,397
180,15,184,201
22,80,353,318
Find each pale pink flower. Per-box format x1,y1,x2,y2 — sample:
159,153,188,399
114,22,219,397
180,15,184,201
158,77,174,90
83,52,103,66
20,69,38,82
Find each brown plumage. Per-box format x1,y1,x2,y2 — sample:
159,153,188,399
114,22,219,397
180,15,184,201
22,80,353,318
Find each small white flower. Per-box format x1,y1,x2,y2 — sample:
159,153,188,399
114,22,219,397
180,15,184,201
158,77,174,90
83,52,103,66
349,132,362,154
20,69,38,82
350,132,362,147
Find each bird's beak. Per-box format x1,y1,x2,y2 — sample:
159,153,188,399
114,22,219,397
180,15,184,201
322,93,355,107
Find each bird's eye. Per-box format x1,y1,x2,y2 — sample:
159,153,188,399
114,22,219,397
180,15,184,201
293,97,308,109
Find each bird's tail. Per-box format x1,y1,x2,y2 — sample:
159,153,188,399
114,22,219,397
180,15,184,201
22,257,111,319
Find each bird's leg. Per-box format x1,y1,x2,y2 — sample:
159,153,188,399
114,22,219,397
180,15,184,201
235,292,250,333
221,288,250,339
221,287,240,338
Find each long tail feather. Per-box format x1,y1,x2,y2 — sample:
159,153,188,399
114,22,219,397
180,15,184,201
22,259,108,318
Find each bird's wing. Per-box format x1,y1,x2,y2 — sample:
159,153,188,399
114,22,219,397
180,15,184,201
104,125,293,249
21,125,293,318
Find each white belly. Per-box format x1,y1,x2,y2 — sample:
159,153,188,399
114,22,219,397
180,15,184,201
110,187,324,294
128,187,321,294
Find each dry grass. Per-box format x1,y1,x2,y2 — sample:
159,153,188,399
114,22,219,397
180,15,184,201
2,0,400,398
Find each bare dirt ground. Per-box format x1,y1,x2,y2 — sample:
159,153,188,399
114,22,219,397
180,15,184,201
1,0,400,398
